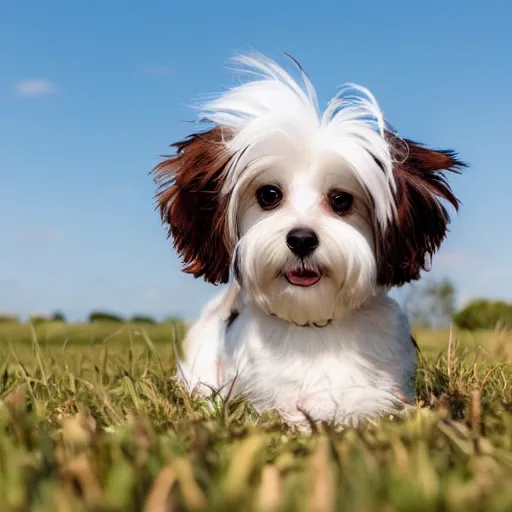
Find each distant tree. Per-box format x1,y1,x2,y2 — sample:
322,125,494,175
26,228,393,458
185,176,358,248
130,315,157,324
88,311,124,323
29,314,49,326
453,299,512,331
402,278,457,328
51,311,66,322
399,284,429,327
424,279,457,327
0,313,19,324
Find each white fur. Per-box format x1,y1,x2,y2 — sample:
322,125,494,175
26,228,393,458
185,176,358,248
199,53,397,233
177,54,418,427
180,288,416,427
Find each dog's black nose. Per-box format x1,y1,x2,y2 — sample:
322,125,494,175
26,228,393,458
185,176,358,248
286,227,319,258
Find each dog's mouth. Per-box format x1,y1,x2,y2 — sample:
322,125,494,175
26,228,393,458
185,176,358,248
284,268,322,287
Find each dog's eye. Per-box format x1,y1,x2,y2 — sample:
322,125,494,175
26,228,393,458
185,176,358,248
328,190,353,214
256,185,283,210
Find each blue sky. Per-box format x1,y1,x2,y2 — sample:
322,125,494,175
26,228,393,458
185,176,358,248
1,1,511,321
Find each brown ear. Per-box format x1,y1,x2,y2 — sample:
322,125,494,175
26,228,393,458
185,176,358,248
376,133,466,287
152,127,234,284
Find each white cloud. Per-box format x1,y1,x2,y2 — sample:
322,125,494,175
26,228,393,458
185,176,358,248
16,79,57,97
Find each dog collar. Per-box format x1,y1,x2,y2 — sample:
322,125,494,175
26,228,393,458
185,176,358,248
269,312,332,328
225,309,333,330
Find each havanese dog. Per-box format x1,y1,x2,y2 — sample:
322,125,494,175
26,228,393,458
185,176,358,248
152,53,464,427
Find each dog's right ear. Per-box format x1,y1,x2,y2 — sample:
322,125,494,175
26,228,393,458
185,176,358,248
152,127,234,284
375,132,465,287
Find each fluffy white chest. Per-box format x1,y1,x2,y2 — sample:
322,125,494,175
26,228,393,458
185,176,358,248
179,288,417,426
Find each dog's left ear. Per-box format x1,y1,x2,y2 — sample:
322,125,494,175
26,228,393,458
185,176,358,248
152,127,234,284
376,132,466,287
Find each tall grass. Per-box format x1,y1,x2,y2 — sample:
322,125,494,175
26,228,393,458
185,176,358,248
0,322,511,510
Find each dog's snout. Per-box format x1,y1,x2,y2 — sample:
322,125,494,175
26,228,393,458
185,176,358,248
286,227,319,258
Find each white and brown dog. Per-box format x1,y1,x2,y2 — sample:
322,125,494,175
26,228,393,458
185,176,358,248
152,53,464,427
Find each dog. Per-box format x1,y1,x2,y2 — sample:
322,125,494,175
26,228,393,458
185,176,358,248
152,53,464,427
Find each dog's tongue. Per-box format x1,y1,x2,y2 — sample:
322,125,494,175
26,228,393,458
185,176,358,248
286,269,321,287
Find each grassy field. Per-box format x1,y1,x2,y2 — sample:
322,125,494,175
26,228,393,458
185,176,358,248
0,321,511,511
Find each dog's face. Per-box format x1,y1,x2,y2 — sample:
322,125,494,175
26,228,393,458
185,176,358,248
153,54,464,326
234,152,378,325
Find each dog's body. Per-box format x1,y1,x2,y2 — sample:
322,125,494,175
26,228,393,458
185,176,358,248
153,53,464,427
180,285,416,426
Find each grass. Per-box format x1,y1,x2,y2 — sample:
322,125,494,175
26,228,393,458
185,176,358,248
0,322,511,511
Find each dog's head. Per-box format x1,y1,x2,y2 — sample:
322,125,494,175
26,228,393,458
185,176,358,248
153,54,465,326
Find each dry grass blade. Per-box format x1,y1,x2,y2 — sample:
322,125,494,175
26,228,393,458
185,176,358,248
436,421,474,456
61,413,96,448
141,329,166,376
173,457,208,511
30,322,47,386
308,436,335,512
256,464,282,512
143,465,178,512
390,437,410,474
447,325,454,392
61,452,102,504
469,388,481,437
224,435,265,502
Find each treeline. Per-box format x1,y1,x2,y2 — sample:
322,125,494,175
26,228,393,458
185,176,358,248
0,311,185,326
1,289,511,333
397,279,512,332
453,299,512,331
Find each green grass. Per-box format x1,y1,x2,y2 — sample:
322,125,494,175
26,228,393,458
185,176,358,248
0,322,512,511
